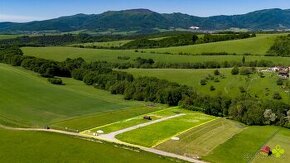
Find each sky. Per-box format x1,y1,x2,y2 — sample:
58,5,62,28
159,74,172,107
1,0,290,22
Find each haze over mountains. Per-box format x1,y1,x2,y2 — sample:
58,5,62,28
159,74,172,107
0,8,289,32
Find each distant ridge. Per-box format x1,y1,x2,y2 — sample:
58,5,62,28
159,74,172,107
0,8,290,32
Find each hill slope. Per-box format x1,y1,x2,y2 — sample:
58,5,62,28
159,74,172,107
0,64,142,126
0,8,290,32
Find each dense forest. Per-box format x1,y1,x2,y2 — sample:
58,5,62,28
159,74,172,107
267,34,290,57
1,47,290,128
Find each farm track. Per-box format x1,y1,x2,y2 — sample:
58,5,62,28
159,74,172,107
98,113,186,141
0,124,206,163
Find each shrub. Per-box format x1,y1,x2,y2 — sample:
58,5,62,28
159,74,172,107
200,79,207,85
239,67,253,75
239,86,246,93
214,78,220,82
273,92,282,100
214,69,220,76
48,78,63,85
231,66,239,75
210,86,216,91
276,78,284,86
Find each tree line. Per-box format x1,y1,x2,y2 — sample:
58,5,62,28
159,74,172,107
120,33,255,49
1,47,289,128
267,34,290,57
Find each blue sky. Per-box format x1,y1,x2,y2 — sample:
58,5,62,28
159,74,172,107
1,0,290,22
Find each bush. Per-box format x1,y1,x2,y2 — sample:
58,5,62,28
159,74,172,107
231,66,239,75
239,67,254,75
210,86,216,91
48,78,63,85
273,92,282,100
200,79,207,85
276,78,284,86
214,69,220,76
214,78,220,82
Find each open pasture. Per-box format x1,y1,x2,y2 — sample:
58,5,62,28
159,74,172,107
71,40,131,48
22,46,290,65
0,128,173,163
123,68,290,104
116,110,215,147
203,126,281,163
145,34,285,55
0,64,144,127
0,34,20,40
252,128,290,163
52,105,166,131
155,118,245,157
86,107,182,134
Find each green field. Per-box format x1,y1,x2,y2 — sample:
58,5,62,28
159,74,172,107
52,106,166,131
22,46,290,65
116,110,215,147
203,126,280,163
252,128,290,163
0,34,20,40
146,34,284,55
0,64,145,127
71,40,131,48
123,68,290,103
155,118,245,157
0,128,173,163
87,107,182,134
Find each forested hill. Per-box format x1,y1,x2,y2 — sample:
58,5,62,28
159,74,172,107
0,8,290,32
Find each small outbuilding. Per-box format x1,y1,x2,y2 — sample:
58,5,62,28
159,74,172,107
260,146,272,155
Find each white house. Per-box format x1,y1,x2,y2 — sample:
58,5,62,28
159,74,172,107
190,26,200,30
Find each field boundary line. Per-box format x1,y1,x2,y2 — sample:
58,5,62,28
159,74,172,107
151,117,219,148
80,107,177,134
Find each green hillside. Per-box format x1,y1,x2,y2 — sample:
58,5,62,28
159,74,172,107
22,46,290,65
0,64,143,126
146,34,284,55
123,68,290,103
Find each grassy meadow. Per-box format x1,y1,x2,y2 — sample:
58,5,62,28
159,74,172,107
203,126,282,163
252,128,290,163
145,34,284,55
123,68,290,104
0,128,174,163
155,118,245,157
87,107,183,134
116,110,215,147
22,46,290,65
0,64,145,127
52,106,166,131
0,34,20,40
71,40,131,48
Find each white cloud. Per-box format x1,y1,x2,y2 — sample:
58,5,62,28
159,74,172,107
0,14,45,22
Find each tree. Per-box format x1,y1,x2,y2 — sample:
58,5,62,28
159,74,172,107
239,86,246,93
264,109,277,124
273,92,282,100
231,66,239,75
192,34,199,43
242,56,246,65
210,86,216,91
214,69,220,76
276,78,284,86
200,79,207,85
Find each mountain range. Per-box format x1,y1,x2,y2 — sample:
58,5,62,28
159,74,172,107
0,8,290,33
